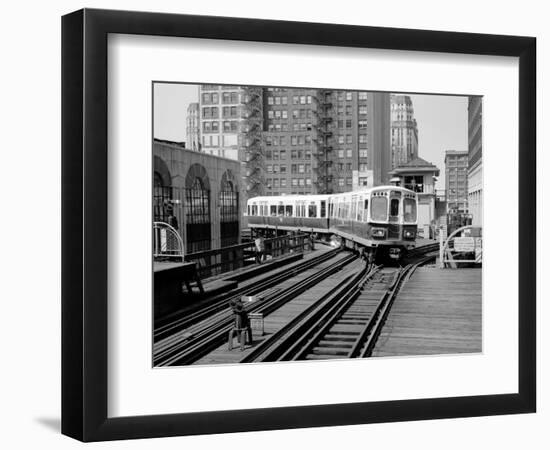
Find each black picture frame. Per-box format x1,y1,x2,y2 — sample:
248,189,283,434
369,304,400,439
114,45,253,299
62,8,536,442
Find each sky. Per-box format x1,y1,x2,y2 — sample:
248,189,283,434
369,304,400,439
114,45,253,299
408,94,468,190
153,83,198,142
153,83,469,189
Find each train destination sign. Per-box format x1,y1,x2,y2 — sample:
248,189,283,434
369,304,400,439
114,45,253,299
454,237,476,252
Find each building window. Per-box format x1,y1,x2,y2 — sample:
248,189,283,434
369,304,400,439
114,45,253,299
358,92,368,100
346,136,353,144
346,92,353,101
338,178,344,187
338,150,344,158
359,134,367,143
359,106,367,115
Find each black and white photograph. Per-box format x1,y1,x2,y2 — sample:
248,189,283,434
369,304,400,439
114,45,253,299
152,83,483,367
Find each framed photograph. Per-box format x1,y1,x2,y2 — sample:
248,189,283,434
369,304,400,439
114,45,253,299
62,8,536,442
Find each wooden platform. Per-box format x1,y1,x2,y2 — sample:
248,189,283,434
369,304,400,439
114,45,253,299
372,267,482,357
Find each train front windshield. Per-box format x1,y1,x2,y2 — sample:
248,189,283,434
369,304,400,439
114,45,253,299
371,196,388,221
403,198,417,222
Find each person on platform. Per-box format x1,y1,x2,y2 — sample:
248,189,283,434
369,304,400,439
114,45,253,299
254,233,265,264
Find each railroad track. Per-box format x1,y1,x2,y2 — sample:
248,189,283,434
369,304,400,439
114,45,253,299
154,247,341,343
240,251,437,363
153,251,358,366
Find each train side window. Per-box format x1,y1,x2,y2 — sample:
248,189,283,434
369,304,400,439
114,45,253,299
363,199,369,221
320,201,326,218
285,205,293,216
308,203,317,218
270,205,277,216
390,198,400,217
251,205,258,216
371,196,388,221
247,205,250,216
278,204,285,216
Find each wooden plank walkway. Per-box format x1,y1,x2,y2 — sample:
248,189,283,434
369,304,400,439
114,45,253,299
195,259,364,365
372,267,482,357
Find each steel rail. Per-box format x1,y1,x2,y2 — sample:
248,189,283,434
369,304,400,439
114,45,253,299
154,252,357,366
154,247,341,342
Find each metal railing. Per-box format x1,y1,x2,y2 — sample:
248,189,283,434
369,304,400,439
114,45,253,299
439,225,482,268
186,233,311,279
153,222,185,262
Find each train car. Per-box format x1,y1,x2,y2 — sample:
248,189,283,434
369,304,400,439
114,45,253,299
328,186,417,260
246,186,418,261
246,194,330,233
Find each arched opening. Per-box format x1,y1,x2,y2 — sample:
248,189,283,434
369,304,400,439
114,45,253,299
184,165,211,253
219,171,239,248
153,156,173,224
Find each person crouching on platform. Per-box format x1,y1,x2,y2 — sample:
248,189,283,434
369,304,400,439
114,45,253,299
229,298,253,345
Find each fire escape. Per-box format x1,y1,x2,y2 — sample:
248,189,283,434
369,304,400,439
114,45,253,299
241,87,264,198
313,90,334,194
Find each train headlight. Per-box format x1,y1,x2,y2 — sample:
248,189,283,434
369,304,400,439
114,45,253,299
404,230,416,239
372,228,386,238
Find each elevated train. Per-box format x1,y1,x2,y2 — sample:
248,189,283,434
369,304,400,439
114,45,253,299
246,186,418,262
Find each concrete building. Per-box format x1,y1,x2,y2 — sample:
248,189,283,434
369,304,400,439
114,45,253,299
444,150,469,215
467,96,483,227
198,85,246,160
389,157,440,239
153,139,242,253
390,94,419,169
186,102,200,152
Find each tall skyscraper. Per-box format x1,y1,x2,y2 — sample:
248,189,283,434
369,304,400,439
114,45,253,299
368,92,392,186
445,150,469,214
261,89,391,196
262,88,316,196
197,85,393,199
467,96,483,227
186,102,200,152
390,94,419,169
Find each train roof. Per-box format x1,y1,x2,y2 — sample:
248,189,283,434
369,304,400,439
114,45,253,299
330,185,417,196
248,194,331,203
247,186,416,204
